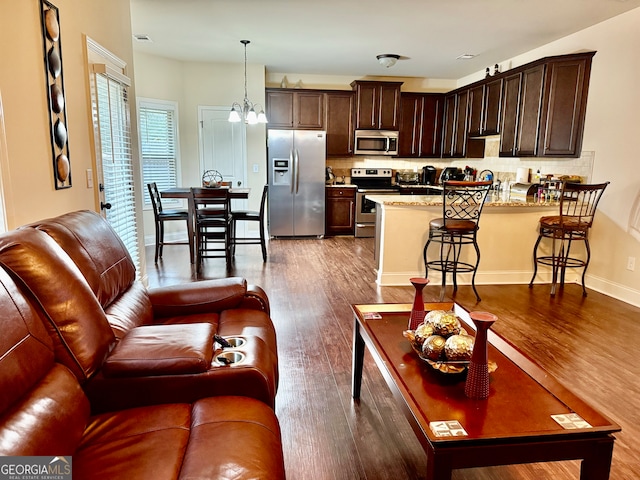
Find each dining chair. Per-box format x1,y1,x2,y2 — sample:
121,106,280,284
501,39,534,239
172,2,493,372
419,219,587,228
423,181,492,302
190,187,231,272
230,185,268,262
147,182,190,263
529,181,610,296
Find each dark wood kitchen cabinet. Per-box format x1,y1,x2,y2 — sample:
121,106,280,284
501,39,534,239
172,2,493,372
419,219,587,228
442,89,485,158
499,64,545,157
351,81,402,130
325,91,355,156
468,78,502,137
498,51,594,158
266,89,324,129
399,93,443,157
537,53,594,157
325,187,356,236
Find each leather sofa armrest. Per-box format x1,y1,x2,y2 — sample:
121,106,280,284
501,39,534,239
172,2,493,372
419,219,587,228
240,284,270,315
102,323,214,377
148,277,248,317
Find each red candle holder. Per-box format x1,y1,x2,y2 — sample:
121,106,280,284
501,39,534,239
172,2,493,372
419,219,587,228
408,277,429,330
464,311,497,400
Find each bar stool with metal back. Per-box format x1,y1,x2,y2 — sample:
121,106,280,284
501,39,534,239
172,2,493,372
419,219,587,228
529,181,610,296
423,181,492,302
230,185,268,262
147,182,190,263
190,187,231,272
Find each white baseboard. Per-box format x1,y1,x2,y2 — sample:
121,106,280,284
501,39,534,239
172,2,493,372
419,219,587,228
376,269,640,308
144,232,188,246
584,274,640,308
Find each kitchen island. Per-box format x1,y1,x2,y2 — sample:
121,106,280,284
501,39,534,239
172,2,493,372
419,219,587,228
368,193,560,286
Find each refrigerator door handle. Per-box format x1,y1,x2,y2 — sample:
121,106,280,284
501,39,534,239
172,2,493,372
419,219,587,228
289,149,295,194
294,149,300,194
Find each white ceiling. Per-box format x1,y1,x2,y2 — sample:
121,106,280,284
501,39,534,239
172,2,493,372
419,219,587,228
130,0,640,80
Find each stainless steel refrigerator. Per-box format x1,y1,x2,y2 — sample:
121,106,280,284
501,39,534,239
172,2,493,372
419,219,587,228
268,130,326,237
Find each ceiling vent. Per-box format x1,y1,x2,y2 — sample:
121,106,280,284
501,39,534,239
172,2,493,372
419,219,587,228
133,34,152,42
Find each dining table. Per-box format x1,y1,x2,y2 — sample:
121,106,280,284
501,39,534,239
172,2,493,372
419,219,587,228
160,186,250,264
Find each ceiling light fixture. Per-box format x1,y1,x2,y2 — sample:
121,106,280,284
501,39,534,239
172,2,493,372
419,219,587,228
456,53,476,60
228,40,267,125
376,54,400,68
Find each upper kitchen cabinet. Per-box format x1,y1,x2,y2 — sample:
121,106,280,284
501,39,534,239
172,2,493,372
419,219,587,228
351,81,402,130
325,91,355,156
442,89,485,159
537,52,594,157
468,78,503,137
266,89,324,129
499,64,545,157
499,51,594,158
399,93,443,157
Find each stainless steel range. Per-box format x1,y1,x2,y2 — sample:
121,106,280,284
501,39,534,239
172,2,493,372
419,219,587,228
351,168,398,238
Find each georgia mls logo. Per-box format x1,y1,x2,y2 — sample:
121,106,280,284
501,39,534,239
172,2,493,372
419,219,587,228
0,456,72,480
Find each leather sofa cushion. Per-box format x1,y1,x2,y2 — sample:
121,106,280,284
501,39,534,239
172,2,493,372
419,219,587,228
103,323,215,377
74,396,285,480
104,281,155,340
0,227,114,382
32,210,137,308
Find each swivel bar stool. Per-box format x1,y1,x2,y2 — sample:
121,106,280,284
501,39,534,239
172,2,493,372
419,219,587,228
423,181,492,302
529,181,609,296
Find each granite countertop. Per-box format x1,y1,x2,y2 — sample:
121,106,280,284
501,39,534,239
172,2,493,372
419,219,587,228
326,183,357,188
365,193,559,208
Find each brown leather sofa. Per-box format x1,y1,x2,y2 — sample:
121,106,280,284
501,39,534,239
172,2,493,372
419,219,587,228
0,264,286,479
0,210,279,412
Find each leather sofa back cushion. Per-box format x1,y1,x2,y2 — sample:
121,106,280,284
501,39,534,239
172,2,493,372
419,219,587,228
0,267,90,455
33,210,136,308
0,267,56,414
0,228,114,381
104,281,155,340
102,323,215,377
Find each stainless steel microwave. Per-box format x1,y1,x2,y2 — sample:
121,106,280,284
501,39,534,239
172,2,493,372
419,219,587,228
354,130,399,156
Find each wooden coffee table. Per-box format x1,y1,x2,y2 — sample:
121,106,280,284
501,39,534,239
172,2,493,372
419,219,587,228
351,302,620,480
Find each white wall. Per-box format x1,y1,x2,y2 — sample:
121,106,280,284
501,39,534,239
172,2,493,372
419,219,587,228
133,52,268,242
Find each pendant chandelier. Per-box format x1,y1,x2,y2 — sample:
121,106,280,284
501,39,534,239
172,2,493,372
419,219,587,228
228,40,267,125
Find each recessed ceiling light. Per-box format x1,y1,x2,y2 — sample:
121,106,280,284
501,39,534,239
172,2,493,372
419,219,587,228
133,34,152,42
456,54,476,60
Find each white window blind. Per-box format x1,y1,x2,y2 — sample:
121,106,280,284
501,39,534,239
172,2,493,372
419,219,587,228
94,73,140,269
139,100,179,206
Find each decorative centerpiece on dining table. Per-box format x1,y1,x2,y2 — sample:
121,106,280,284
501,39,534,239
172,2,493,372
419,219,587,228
202,169,224,188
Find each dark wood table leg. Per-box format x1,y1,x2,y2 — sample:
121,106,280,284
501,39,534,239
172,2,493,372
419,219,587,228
352,317,365,399
426,448,452,480
187,195,195,264
580,436,615,480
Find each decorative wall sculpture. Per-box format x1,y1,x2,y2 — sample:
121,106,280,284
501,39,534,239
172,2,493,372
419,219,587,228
40,0,72,189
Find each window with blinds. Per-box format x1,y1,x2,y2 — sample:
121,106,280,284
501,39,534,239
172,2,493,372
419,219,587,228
139,100,179,206
93,72,140,270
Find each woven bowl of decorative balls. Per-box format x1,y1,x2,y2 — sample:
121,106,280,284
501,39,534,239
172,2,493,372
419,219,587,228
404,310,472,374
403,310,498,375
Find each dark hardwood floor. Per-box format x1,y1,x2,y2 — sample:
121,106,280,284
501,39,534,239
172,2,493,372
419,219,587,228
146,236,640,479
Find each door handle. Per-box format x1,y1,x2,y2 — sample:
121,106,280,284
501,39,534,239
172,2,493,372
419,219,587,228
294,149,300,194
290,149,295,194
100,202,112,210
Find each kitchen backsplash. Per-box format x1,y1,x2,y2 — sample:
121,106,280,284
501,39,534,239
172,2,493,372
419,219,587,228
326,136,594,184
